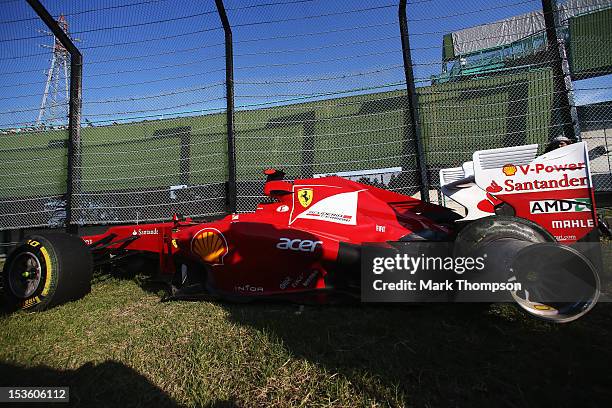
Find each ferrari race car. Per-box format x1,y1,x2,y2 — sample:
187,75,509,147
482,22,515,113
2,142,605,322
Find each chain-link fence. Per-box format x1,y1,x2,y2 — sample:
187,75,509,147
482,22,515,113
569,4,612,191
0,0,611,234
1,0,229,229
227,1,421,211
0,1,69,230
409,0,610,203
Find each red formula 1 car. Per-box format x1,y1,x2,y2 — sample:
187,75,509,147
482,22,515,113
2,143,604,322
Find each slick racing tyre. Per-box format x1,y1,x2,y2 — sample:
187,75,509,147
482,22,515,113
2,233,93,312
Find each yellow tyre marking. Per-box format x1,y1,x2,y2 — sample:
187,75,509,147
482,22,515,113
40,246,53,297
22,296,40,309
533,304,555,311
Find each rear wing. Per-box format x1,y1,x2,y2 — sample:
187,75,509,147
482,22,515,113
441,142,597,243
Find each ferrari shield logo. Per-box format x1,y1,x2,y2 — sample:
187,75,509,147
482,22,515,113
298,188,313,208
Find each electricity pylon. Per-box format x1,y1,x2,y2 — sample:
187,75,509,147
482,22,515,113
37,14,73,128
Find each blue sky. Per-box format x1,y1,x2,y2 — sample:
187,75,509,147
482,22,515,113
0,0,609,128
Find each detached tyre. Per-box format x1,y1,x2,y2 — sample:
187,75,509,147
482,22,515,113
2,233,93,312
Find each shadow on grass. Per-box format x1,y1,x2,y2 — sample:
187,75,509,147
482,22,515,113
223,301,612,407
0,360,188,408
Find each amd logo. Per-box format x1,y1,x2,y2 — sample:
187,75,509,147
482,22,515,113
276,238,322,252
530,198,590,214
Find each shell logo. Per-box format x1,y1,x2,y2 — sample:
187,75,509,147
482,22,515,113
191,228,228,265
502,164,517,176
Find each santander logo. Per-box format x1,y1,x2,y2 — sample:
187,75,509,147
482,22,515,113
491,157,589,193
503,174,588,192
486,180,503,193
477,181,503,213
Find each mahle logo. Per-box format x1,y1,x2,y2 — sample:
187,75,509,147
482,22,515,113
529,198,591,214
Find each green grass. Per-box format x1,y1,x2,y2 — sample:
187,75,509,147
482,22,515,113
1,276,611,407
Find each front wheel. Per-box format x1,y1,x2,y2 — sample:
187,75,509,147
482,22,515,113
2,233,93,312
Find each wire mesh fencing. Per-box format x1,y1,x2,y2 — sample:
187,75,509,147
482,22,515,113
569,4,612,191
68,0,229,224
418,0,612,199
409,0,572,204
227,0,421,211
1,0,230,228
0,1,70,229
0,0,610,232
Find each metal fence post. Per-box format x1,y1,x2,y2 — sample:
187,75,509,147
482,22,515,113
399,0,429,202
542,0,580,141
215,0,237,214
26,0,82,233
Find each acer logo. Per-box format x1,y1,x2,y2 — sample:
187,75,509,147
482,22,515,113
276,238,322,252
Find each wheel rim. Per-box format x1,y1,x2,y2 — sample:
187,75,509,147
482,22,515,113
510,244,600,323
7,252,42,298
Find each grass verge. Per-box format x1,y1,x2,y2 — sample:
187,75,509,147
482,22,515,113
0,276,611,407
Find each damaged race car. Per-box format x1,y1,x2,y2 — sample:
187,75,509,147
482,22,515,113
2,142,604,322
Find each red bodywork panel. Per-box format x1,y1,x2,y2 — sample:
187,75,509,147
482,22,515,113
82,176,456,297
473,142,598,243
82,145,600,298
